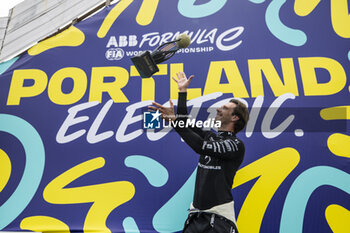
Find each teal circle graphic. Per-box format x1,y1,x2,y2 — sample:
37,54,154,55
0,114,45,229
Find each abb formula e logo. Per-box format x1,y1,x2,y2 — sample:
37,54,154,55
105,27,244,60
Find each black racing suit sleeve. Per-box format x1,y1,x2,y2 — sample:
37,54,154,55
174,92,244,159
176,92,209,139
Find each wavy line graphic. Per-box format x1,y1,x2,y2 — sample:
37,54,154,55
280,166,350,233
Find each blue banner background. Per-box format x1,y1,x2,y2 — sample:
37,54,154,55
1,0,350,232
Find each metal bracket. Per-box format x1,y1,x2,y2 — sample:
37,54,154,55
72,18,78,25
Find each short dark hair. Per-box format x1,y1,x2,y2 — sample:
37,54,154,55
229,99,249,133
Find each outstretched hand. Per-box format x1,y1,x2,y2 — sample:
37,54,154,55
172,71,194,92
148,99,176,122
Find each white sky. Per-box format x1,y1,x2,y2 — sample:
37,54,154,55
0,0,24,17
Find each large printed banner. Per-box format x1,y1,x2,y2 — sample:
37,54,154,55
1,0,350,232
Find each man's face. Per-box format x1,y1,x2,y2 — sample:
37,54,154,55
215,102,237,125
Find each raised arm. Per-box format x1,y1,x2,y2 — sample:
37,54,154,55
173,72,209,139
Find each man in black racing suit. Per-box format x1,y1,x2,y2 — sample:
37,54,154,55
149,72,249,233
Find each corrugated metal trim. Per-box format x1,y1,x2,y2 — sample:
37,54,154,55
0,18,7,46
0,0,118,62
0,17,9,28
9,0,78,33
0,16,10,57
41,1,113,41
